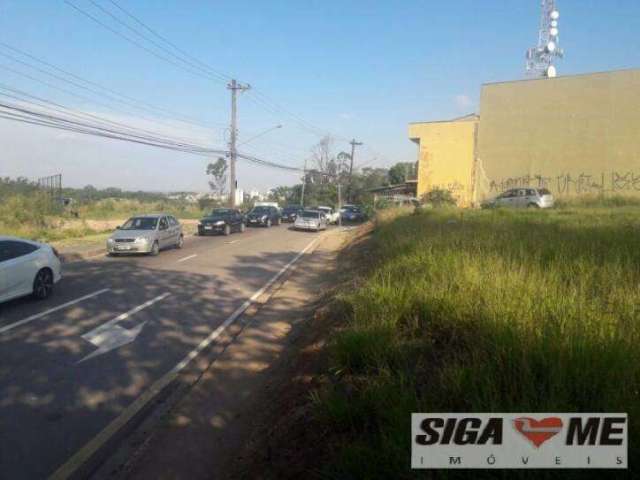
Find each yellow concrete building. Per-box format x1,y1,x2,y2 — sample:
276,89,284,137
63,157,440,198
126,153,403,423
408,114,478,207
475,69,640,202
409,68,640,206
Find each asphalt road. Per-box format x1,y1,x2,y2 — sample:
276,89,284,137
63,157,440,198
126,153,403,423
0,223,322,480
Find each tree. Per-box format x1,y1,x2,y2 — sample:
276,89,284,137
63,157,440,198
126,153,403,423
311,135,342,180
268,186,296,203
388,162,417,184
206,157,228,198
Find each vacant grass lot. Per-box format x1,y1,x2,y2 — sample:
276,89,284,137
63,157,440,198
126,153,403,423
315,206,640,479
0,196,204,242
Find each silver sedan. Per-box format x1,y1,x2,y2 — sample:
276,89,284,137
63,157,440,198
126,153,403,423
107,214,183,256
294,210,328,232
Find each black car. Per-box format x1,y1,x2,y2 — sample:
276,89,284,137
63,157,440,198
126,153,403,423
198,208,245,236
281,205,303,222
246,206,281,227
341,205,366,223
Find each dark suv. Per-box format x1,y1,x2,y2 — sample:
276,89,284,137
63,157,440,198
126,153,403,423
281,205,303,222
246,206,281,227
198,208,245,236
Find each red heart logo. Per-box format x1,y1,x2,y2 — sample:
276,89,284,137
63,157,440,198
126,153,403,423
513,417,563,448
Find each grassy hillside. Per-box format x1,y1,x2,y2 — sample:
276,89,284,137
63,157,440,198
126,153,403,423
315,206,640,479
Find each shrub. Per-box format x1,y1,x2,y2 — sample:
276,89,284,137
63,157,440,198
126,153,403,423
420,188,457,207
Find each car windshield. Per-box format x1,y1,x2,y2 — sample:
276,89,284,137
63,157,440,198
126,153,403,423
317,207,331,212
301,210,319,219
283,206,300,213
539,188,551,195
120,217,158,230
210,208,233,216
251,207,269,213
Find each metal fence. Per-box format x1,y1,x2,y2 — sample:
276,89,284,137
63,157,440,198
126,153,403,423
37,173,64,214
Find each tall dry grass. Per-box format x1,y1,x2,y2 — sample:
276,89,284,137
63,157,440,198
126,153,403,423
0,195,205,242
316,206,640,479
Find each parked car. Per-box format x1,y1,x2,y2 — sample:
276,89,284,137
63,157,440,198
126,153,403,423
316,206,339,224
198,208,245,236
341,205,366,222
246,205,281,227
482,188,555,209
107,214,183,256
281,205,303,223
294,209,328,232
0,236,62,303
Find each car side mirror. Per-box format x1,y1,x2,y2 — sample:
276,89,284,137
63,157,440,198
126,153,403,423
116,226,121,229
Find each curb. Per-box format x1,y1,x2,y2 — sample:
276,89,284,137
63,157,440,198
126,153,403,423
60,248,106,263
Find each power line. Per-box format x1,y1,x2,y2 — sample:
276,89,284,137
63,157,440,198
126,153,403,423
106,0,233,83
0,101,304,172
0,41,219,128
87,0,229,84
0,84,207,145
0,101,213,151
0,60,217,138
66,0,351,143
64,0,224,85
238,144,303,170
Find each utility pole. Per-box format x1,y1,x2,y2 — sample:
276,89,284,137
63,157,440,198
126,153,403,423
337,182,342,227
227,79,251,207
300,158,307,207
347,139,363,201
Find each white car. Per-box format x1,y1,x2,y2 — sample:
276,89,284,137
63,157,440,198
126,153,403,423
0,236,62,303
294,210,328,231
317,206,339,224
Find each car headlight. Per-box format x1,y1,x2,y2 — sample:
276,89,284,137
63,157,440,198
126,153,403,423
215,220,225,226
262,215,267,221
107,238,114,244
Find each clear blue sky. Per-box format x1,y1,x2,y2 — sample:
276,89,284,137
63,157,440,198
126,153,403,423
1,0,639,192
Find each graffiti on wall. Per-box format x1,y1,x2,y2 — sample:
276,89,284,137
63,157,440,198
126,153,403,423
489,171,640,195
432,181,465,192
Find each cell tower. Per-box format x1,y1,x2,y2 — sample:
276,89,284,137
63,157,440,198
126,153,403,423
525,0,564,78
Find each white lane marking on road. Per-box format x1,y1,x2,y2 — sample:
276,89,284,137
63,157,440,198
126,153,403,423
50,235,321,480
224,240,239,245
0,288,111,335
77,292,170,363
176,254,197,263
91,292,171,333
171,236,318,373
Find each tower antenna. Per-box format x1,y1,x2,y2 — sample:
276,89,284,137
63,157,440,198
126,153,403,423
525,0,564,78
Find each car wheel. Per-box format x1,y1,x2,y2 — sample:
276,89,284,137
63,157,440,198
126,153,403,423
150,241,160,256
240,223,246,233
527,203,540,209
224,224,231,236
32,268,54,300
266,219,272,228
176,235,184,249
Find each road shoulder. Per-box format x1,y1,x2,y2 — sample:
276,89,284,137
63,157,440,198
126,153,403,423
95,226,356,480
